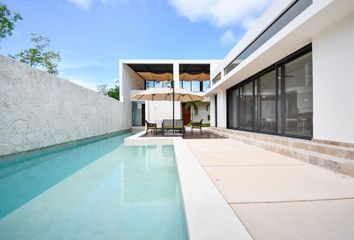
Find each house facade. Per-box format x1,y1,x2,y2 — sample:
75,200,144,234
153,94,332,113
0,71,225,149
205,0,354,145
120,0,354,145
120,60,221,127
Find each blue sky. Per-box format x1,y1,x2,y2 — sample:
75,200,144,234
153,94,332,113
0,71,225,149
0,0,271,90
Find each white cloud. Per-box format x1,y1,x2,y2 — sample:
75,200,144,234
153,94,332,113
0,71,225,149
67,0,91,10
220,29,236,46
168,0,271,28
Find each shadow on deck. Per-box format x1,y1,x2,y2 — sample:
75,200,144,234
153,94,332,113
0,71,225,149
141,129,226,139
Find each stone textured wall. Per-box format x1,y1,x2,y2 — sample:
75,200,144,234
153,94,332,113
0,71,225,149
0,55,132,156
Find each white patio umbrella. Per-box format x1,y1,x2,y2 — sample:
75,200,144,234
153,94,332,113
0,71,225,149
132,86,204,132
132,87,203,102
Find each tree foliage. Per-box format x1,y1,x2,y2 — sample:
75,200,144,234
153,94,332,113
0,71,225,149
107,83,120,100
14,34,61,74
0,2,22,43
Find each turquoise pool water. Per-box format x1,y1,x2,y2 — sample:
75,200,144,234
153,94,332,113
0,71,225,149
0,133,188,240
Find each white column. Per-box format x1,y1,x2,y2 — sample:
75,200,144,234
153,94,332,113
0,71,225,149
173,62,180,90
173,62,181,119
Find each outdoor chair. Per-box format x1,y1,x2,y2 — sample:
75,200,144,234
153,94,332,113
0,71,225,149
162,119,184,136
191,119,203,134
145,120,157,135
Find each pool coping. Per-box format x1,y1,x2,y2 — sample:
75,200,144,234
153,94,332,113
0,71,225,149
125,131,252,240
0,129,132,162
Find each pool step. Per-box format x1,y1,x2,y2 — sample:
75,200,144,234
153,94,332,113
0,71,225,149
208,128,354,178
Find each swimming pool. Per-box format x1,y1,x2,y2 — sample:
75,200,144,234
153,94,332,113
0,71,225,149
0,132,188,240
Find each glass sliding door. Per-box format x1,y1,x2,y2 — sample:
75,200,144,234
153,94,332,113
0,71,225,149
257,70,276,132
239,81,254,130
226,44,313,139
227,88,238,129
277,67,283,134
132,102,145,126
283,52,313,137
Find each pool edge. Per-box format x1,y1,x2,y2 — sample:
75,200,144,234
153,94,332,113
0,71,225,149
0,129,132,162
173,138,253,240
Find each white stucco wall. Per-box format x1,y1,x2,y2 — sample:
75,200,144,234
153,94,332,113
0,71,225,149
210,96,216,127
192,102,210,124
210,91,227,128
120,62,144,102
312,12,354,144
217,90,227,128
0,56,132,156
145,101,181,127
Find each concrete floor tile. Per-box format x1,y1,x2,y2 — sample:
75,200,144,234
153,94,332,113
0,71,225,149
193,151,305,167
231,199,354,240
205,165,354,203
186,137,354,239
186,139,261,152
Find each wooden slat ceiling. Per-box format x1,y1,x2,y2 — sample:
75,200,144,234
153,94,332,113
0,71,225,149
128,63,210,81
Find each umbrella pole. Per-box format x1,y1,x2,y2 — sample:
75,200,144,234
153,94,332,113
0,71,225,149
172,80,175,133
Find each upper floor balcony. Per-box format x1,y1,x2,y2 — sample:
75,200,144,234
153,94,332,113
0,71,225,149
124,63,211,96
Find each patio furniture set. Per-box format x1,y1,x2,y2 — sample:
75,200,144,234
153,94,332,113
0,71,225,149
145,119,203,135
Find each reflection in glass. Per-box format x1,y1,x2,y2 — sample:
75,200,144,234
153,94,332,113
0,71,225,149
191,81,200,92
277,67,282,134
226,47,313,138
145,80,155,89
239,81,253,130
203,80,210,91
180,81,191,91
155,81,171,88
284,52,313,136
257,70,276,132
227,88,238,128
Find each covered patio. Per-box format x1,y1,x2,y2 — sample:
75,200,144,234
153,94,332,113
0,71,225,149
127,62,211,128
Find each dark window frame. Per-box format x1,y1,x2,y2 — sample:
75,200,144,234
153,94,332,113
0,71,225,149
226,44,313,140
215,94,218,127
212,73,222,85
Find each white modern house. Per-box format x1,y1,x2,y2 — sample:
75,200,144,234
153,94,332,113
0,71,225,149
204,0,354,145
120,0,354,146
120,60,221,127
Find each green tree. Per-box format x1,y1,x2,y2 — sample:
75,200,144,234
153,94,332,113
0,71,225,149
0,2,22,44
107,83,120,100
14,33,61,74
185,100,201,122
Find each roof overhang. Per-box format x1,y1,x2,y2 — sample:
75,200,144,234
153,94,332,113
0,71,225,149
204,0,354,96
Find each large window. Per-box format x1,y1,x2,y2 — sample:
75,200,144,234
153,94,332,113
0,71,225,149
212,73,221,85
257,70,277,132
239,81,254,130
227,88,238,129
283,52,313,137
226,45,313,138
180,80,210,92
145,80,171,89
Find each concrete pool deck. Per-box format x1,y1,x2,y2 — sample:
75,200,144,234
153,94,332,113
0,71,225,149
185,138,354,240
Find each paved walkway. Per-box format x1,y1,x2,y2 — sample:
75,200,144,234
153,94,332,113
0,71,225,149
185,139,354,240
